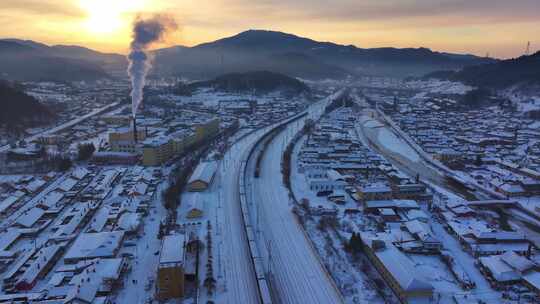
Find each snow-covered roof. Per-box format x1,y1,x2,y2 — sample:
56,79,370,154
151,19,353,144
15,207,45,228
327,169,344,182
188,161,218,185
116,212,140,232
405,220,429,236
64,231,124,262
53,203,90,238
360,185,392,193
366,200,419,210
479,255,520,282
129,182,148,196
500,251,535,273
523,271,540,291
379,208,396,216
0,229,21,251
159,234,185,265
17,243,64,286
474,231,526,241
187,193,204,211
25,179,46,193
72,167,90,180
406,209,429,221
47,272,66,287
37,191,64,209
0,196,19,214
57,177,78,192
88,207,110,233
365,236,433,292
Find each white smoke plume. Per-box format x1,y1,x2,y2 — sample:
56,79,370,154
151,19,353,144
128,15,177,117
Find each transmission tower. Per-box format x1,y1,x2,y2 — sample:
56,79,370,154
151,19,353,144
525,41,531,56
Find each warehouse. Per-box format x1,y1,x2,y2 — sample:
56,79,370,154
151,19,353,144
187,161,218,192
157,234,186,301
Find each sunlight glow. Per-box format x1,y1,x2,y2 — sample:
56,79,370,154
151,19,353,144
79,0,146,35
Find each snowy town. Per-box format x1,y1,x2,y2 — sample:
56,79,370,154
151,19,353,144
1,76,539,304
2,4,540,303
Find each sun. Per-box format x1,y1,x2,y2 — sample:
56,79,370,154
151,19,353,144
79,0,146,35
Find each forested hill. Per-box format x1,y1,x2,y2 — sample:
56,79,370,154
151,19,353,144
0,80,55,128
188,71,310,94
424,51,540,88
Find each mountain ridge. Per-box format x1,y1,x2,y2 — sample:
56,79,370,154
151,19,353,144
0,40,111,82
424,51,540,88
153,30,496,79
2,29,496,81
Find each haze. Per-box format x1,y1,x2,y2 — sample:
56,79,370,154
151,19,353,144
1,0,539,58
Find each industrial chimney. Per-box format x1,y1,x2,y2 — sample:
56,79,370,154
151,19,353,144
133,117,138,143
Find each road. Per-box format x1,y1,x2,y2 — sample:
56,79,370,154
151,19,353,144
244,96,343,304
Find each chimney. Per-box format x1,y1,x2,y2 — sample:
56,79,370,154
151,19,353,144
133,117,138,143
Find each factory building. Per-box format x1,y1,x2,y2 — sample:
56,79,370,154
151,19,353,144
194,119,220,143
108,127,146,153
142,119,220,167
360,232,434,303
142,136,174,167
107,118,220,166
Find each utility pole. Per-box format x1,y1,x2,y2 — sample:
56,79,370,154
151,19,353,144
267,240,273,276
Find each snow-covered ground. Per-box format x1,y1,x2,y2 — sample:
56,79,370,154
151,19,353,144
115,180,168,304
245,102,344,303
210,131,267,304
359,115,421,163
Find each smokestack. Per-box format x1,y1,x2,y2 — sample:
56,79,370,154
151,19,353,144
133,117,138,143
127,15,177,119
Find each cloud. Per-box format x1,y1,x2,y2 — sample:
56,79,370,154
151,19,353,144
0,0,538,58
2,0,84,18
206,0,540,26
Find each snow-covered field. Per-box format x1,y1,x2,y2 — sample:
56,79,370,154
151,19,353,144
359,115,420,163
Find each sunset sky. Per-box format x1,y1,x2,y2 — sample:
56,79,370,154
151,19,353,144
1,0,539,58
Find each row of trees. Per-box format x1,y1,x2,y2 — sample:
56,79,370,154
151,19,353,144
77,143,95,160
162,120,238,219
282,119,314,191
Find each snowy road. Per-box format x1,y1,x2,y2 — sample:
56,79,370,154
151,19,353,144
245,100,344,304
